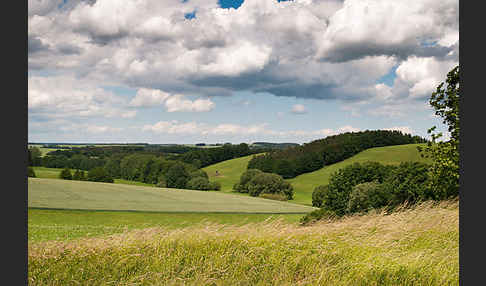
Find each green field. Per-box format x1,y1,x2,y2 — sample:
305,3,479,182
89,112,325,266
203,153,262,191
28,200,458,285
28,208,303,242
28,178,316,213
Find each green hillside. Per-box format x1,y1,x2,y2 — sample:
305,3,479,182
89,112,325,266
288,143,431,205
203,153,261,191
202,144,431,206
28,178,316,213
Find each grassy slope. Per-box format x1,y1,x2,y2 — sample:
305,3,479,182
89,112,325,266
29,200,458,285
202,144,431,206
28,178,316,213
288,143,432,205
203,153,261,191
28,209,303,242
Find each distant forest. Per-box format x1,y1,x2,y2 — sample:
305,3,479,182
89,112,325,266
28,143,268,171
247,130,427,179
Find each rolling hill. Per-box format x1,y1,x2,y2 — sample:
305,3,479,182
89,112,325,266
202,144,432,206
28,178,316,213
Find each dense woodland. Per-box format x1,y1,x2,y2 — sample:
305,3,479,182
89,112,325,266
247,130,427,179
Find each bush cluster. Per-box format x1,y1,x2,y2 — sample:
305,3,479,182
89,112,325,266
59,168,90,182
346,181,389,213
186,177,221,191
155,162,219,191
312,185,328,207
234,169,294,200
319,162,397,216
303,161,433,223
86,167,114,183
59,168,73,180
72,169,86,181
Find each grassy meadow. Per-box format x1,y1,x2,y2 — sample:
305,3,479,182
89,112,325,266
28,178,316,213
28,199,459,285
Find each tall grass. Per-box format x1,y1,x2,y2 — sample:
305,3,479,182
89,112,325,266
29,199,458,285
28,209,304,242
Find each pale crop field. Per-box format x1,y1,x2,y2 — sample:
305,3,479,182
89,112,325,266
28,178,317,213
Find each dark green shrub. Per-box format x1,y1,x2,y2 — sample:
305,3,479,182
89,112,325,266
59,168,72,180
381,162,431,208
209,181,221,191
346,181,390,213
234,169,264,193
312,185,329,207
187,177,212,191
324,162,395,216
247,172,293,200
233,182,244,192
189,169,209,180
72,169,85,181
28,167,36,178
166,162,190,189
86,167,114,183
156,175,167,188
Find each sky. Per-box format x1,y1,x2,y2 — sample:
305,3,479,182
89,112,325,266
28,0,459,144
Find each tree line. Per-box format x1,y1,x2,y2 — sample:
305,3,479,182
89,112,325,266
28,143,265,171
247,130,427,179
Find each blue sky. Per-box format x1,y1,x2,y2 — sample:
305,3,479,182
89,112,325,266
28,0,458,144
